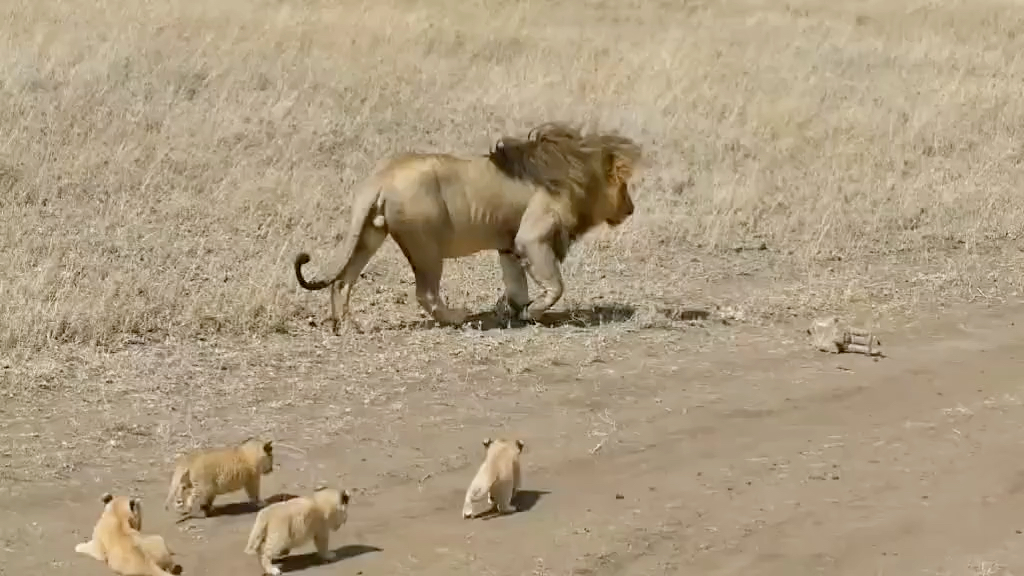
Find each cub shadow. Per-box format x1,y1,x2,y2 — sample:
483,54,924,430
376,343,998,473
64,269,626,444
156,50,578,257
463,303,636,332
204,493,299,518
478,489,550,521
512,489,549,512
276,544,383,573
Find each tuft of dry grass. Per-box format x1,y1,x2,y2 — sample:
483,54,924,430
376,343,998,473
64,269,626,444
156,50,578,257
3,0,1024,351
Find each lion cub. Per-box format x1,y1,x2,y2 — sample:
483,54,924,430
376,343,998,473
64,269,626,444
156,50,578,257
462,437,524,519
244,486,351,576
163,437,274,520
75,492,181,576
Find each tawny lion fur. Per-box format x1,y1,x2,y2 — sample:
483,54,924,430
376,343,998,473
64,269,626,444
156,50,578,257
244,487,351,576
294,122,643,331
74,493,181,576
163,437,274,521
462,438,524,519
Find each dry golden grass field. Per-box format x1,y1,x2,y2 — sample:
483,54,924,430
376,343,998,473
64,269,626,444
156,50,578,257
5,0,1024,574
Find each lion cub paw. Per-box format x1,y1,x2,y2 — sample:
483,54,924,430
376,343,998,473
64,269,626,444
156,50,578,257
318,550,337,562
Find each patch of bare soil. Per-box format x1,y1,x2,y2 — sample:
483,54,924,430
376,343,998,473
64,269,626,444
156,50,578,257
4,300,1024,576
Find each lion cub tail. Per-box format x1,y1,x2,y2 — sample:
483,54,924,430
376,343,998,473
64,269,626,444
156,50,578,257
244,508,270,556
163,465,190,511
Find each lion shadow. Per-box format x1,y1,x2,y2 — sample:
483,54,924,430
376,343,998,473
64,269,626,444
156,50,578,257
202,493,299,518
478,489,550,521
276,544,383,573
463,303,636,331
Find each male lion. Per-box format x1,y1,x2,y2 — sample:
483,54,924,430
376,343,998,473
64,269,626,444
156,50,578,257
294,122,643,331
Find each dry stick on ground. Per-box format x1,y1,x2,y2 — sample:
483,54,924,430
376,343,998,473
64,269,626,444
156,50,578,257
807,316,884,357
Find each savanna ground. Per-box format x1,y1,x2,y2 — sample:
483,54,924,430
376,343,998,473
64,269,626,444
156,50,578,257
3,0,1024,574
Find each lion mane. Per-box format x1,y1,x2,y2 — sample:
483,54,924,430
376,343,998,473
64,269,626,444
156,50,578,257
294,121,643,331
487,122,644,260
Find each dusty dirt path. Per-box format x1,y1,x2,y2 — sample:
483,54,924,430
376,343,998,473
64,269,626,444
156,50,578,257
6,302,1024,576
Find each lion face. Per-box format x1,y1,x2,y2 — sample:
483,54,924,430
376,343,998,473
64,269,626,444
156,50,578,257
599,151,636,228
258,451,274,475
605,181,635,227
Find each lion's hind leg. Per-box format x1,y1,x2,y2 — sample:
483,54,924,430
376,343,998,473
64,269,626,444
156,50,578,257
75,539,104,561
392,232,467,326
491,477,518,515
258,531,289,576
329,225,389,333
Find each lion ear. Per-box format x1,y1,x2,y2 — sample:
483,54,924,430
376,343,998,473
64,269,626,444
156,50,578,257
516,440,525,452
340,490,351,505
482,438,493,449
100,492,114,504
129,498,142,514
263,441,273,454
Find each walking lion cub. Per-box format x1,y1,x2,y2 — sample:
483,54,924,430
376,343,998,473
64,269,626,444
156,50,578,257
75,492,181,576
244,486,351,576
462,437,524,519
163,437,275,521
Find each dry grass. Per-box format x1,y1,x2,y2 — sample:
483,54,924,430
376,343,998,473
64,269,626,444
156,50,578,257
3,0,1024,351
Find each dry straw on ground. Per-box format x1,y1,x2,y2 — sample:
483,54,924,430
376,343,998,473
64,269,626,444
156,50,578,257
2,0,1024,351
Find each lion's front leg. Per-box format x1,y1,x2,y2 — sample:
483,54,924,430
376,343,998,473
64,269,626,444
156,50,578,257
495,250,530,318
514,237,564,322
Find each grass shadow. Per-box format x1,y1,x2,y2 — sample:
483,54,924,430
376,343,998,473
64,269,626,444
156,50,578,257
276,544,383,573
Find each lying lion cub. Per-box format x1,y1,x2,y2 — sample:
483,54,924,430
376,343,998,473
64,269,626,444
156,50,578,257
164,437,274,521
244,486,351,576
75,492,181,576
462,437,524,519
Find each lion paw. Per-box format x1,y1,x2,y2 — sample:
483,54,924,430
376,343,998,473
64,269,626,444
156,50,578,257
495,295,530,320
318,550,337,562
520,305,546,323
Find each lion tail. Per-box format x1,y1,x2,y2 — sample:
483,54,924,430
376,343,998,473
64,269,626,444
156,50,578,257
163,465,190,511
244,508,270,555
294,182,386,292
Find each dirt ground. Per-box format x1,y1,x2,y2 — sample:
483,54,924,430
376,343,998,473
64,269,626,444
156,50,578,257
6,0,1024,575
3,299,1024,576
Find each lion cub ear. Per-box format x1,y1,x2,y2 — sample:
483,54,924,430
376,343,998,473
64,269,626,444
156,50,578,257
482,438,493,449
340,490,351,505
263,441,273,454
100,492,114,504
515,440,525,452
